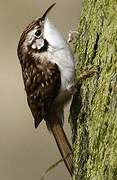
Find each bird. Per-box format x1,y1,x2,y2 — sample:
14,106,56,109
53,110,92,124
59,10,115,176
17,3,75,175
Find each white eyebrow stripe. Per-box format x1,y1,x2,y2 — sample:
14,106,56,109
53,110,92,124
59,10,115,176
34,26,38,30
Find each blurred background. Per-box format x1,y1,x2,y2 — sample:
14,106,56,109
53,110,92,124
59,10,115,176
0,0,82,179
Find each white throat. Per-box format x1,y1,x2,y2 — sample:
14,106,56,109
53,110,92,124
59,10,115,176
44,18,67,49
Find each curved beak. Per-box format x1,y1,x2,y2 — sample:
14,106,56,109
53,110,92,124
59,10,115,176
41,3,56,20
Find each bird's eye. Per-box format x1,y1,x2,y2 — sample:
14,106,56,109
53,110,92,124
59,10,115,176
35,30,41,37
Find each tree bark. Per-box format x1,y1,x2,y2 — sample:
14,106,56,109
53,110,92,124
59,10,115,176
70,0,117,179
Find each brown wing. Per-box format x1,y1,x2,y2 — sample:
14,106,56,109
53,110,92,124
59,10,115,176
21,57,61,128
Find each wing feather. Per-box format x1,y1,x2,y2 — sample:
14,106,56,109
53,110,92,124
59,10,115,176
22,57,61,128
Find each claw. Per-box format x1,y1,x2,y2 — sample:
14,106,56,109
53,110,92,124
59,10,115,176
67,30,78,43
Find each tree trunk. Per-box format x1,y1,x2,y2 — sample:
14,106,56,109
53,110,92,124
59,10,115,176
70,0,117,179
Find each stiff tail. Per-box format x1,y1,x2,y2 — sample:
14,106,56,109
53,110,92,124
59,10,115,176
46,113,73,176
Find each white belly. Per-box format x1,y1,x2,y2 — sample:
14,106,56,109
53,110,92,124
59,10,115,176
49,47,75,107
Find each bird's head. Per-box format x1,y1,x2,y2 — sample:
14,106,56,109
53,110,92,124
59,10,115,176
17,3,67,60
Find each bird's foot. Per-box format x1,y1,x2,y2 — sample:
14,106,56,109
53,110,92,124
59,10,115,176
67,29,78,43
77,66,99,86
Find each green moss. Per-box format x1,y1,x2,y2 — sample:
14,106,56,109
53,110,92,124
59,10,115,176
70,0,117,179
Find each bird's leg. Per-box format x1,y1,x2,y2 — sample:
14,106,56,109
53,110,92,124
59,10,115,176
77,67,98,84
68,67,98,95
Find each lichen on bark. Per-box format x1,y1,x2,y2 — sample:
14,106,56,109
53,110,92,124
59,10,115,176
70,0,117,179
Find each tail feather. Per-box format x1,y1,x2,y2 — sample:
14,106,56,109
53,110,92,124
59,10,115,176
45,113,73,176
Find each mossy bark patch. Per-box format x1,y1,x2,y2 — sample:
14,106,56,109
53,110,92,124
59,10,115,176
70,0,117,179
